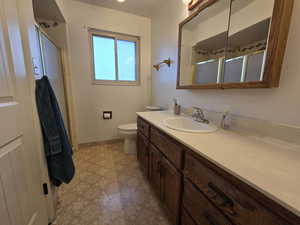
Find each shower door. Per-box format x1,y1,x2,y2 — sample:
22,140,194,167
39,31,70,132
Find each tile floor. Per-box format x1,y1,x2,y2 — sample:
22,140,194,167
53,142,171,225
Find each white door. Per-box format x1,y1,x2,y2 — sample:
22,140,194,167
0,0,48,224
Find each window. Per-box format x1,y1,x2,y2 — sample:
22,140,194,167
89,29,140,85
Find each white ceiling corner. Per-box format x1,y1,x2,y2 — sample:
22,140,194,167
72,0,161,17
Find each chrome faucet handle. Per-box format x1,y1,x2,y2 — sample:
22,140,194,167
192,107,204,114
192,107,209,124
192,107,204,117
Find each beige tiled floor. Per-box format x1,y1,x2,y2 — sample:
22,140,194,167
53,142,171,225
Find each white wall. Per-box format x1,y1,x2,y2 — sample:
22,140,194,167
230,0,274,35
192,0,230,44
152,0,300,127
58,0,151,144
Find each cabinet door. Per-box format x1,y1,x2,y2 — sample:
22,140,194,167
161,157,182,225
149,144,163,197
137,133,149,177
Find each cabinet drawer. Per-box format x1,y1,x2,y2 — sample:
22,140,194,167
150,127,184,169
181,209,197,225
184,152,291,225
137,117,150,138
183,180,233,225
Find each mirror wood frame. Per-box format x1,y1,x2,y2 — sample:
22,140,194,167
177,0,294,90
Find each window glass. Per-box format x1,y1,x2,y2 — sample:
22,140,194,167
93,35,116,80
117,40,136,81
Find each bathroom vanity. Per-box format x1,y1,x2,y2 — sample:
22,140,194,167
136,111,300,225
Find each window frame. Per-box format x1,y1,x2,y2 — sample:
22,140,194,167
88,28,141,86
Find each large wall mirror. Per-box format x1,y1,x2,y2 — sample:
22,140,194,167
177,0,294,89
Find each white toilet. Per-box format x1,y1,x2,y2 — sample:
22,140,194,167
118,106,162,154
118,123,138,154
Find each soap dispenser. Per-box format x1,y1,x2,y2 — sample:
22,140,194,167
173,98,181,115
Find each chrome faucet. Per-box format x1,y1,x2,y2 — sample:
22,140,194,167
192,107,209,124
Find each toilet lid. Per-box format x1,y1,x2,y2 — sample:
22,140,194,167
146,106,162,111
118,123,137,131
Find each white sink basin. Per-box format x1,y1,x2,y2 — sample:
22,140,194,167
163,117,218,133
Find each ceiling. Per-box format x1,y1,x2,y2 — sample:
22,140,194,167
73,0,161,17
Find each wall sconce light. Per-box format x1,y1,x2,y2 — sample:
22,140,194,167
153,58,172,71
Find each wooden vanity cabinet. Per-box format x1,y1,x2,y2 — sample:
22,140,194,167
136,116,300,225
137,132,149,177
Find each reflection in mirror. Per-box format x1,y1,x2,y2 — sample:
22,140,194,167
223,0,275,83
224,56,244,83
179,0,231,86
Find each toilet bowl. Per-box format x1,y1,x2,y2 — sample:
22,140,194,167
118,123,138,154
118,106,162,154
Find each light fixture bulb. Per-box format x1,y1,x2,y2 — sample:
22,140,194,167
117,0,126,3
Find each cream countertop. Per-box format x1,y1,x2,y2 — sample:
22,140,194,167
136,111,300,217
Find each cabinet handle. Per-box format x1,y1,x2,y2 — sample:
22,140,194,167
208,182,234,208
203,187,218,199
223,207,237,216
204,213,219,225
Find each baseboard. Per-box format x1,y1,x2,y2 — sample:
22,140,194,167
78,138,124,149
